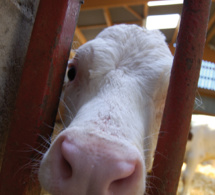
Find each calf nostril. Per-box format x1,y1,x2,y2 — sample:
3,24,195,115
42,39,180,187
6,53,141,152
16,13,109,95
113,173,134,186
109,162,139,193
60,141,73,179
60,155,73,179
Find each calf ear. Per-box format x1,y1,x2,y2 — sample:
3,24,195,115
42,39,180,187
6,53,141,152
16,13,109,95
152,65,172,156
154,65,171,123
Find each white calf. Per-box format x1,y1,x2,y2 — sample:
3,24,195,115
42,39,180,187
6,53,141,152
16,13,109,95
39,24,173,195
181,114,215,195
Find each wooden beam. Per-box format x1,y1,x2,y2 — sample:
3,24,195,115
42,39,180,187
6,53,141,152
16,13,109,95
143,2,148,18
103,8,112,26
202,44,215,63
197,88,215,99
206,27,215,44
81,0,150,10
123,5,143,20
75,27,87,44
142,3,148,27
80,0,215,10
193,110,215,116
78,20,142,31
208,11,215,30
79,24,107,30
171,17,180,44
168,43,176,55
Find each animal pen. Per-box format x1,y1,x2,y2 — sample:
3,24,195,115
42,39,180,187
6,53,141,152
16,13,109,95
0,0,211,194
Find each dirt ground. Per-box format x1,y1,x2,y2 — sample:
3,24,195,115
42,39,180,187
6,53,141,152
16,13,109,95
177,161,215,195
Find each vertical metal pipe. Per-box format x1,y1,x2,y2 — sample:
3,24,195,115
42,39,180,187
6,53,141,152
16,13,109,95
147,0,211,194
0,0,81,194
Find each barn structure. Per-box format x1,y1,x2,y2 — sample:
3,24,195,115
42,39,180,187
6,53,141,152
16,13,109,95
0,0,214,194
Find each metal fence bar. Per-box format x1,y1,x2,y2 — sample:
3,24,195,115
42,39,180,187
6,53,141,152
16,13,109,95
0,0,81,194
147,0,211,194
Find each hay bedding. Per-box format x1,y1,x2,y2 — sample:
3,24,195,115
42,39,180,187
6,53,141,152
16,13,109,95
177,161,215,195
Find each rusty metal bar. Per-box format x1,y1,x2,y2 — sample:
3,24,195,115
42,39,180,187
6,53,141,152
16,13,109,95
0,0,81,194
147,0,211,194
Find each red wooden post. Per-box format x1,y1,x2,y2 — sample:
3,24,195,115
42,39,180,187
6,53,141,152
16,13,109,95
0,0,81,194
147,0,211,194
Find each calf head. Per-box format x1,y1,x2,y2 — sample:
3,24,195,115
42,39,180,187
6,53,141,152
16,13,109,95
39,24,173,195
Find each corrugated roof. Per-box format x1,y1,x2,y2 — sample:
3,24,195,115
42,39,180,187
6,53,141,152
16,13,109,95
198,60,215,91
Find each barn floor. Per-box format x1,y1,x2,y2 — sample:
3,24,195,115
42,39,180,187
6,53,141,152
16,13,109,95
177,161,215,195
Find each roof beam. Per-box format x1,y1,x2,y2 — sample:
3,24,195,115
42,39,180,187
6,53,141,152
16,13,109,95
103,8,113,26
143,2,148,18
123,5,143,20
171,17,180,44
79,24,107,30
203,45,215,63
75,27,87,44
81,0,150,10
208,11,215,30
142,3,148,27
78,20,142,31
206,27,215,44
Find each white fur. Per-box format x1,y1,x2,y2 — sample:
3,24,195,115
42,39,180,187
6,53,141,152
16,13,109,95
39,24,173,195
181,114,215,195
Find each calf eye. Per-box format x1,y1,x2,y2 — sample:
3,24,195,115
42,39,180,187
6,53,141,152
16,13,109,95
67,66,77,81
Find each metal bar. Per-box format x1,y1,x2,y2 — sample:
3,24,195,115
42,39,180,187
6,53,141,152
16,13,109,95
147,0,211,194
0,0,81,194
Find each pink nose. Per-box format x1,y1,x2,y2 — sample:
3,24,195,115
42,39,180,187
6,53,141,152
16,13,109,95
49,134,145,195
